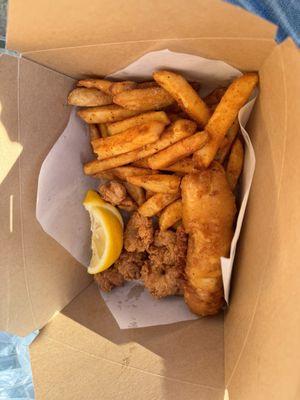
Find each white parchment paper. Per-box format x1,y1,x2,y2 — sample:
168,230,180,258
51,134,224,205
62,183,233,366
36,50,256,328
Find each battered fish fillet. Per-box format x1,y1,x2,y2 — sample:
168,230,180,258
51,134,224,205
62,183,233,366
181,162,236,316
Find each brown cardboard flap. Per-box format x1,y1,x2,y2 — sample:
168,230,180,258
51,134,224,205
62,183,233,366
225,39,300,400
0,54,92,336
30,284,224,399
7,0,275,53
23,37,276,80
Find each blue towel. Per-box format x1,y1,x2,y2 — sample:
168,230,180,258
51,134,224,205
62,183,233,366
226,0,300,46
0,331,38,400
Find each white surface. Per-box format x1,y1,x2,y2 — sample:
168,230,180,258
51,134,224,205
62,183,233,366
36,50,256,328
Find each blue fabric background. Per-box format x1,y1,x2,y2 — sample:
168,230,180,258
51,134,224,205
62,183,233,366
226,0,300,46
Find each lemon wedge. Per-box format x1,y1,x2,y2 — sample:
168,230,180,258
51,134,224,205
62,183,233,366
83,190,123,274
83,189,124,228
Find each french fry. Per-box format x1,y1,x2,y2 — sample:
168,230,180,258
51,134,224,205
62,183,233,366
88,124,101,141
106,166,158,180
193,72,258,168
113,87,174,112
127,174,181,194
138,192,180,217
92,121,165,160
159,199,182,231
145,189,155,200
226,138,244,190
162,157,199,174
93,165,158,182
84,119,196,173
77,79,112,94
215,118,239,163
124,182,145,206
107,111,170,135
153,70,211,127
138,81,158,89
67,88,112,107
109,81,138,95
132,159,151,168
98,123,109,138
77,105,140,124
147,131,208,170
92,171,116,181
133,119,197,166
204,87,226,106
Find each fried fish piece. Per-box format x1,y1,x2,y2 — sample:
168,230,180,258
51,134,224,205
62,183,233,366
98,180,127,205
124,212,154,253
181,162,236,316
141,227,187,298
115,250,147,280
94,266,124,292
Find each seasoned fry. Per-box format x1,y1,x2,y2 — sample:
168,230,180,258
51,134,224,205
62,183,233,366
109,81,138,95
138,192,180,217
124,182,145,206
215,118,239,163
67,88,112,107
194,72,258,168
77,79,112,94
113,87,174,112
226,138,244,190
147,131,208,170
162,157,199,174
138,81,158,89
88,124,101,141
77,105,140,124
132,159,151,168
153,70,211,127
92,171,116,180
93,166,155,181
127,174,181,194
98,123,109,138
92,121,165,160
84,119,196,174
159,199,182,231
107,166,158,180
107,111,170,135
204,87,226,106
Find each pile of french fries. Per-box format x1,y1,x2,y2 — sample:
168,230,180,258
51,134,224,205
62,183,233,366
69,70,258,231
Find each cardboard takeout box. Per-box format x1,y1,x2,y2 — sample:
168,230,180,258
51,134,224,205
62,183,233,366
1,1,299,399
